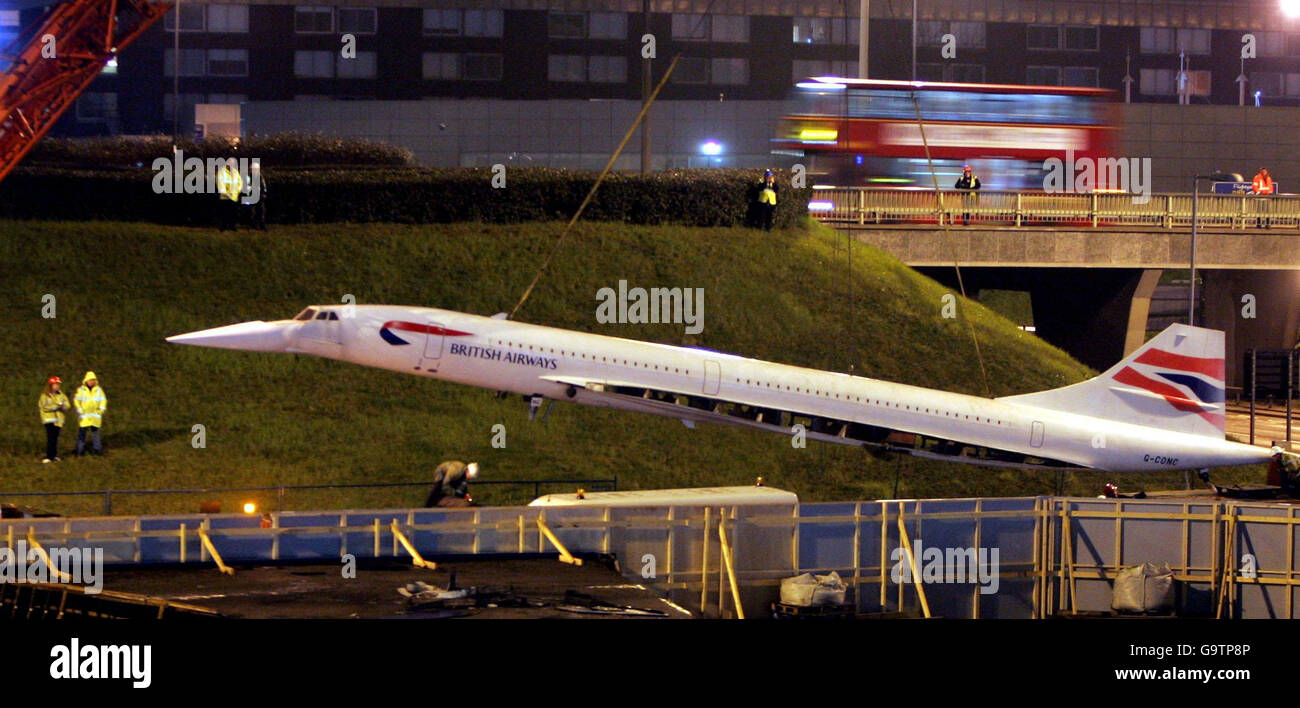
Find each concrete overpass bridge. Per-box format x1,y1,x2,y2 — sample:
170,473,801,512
814,188,1300,387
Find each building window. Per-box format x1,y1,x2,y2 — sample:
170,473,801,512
163,48,207,77
1026,65,1061,86
338,8,377,35
1285,73,1300,97
951,64,985,83
792,17,860,45
1142,27,1210,55
792,59,855,82
672,14,709,41
1064,26,1098,51
164,3,205,31
1252,71,1283,97
206,5,249,33
464,10,502,37
76,92,116,121
590,13,626,39
671,56,709,83
462,54,502,80
588,55,627,83
423,9,460,35
1177,29,1211,55
548,54,586,82
916,21,984,49
206,49,248,77
1063,66,1098,87
422,53,458,80
711,57,748,84
295,6,333,34
1141,68,1211,96
336,51,376,78
1141,27,1174,53
294,50,334,78
548,12,586,38
421,53,502,81
1253,31,1286,57
711,15,748,42
1027,25,1060,50
424,9,501,37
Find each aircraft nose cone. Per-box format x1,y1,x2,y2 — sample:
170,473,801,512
166,321,290,352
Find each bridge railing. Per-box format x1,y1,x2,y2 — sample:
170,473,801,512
810,188,1300,229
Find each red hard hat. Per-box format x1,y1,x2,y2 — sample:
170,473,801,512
47,376,60,385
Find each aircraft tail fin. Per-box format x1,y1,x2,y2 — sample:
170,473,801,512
999,324,1226,438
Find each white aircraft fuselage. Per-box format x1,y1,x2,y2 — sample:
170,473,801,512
167,304,1276,474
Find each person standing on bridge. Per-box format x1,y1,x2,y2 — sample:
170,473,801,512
1252,167,1274,229
954,165,981,226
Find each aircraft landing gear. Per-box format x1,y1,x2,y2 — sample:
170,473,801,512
528,395,552,422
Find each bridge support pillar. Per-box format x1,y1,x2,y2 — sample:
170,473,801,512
1027,269,1158,372
1200,269,1300,389
918,267,1160,373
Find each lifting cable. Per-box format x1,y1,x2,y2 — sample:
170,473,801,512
508,3,723,320
910,92,992,397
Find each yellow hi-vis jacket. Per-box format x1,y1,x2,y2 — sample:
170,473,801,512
217,165,243,202
759,184,778,205
75,385,106,428
38,392,70,427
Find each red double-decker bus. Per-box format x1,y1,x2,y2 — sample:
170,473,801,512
773,77,1118,190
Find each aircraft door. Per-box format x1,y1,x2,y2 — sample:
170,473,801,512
1030,420,1045,448
703,360,721,395
420,321,445,372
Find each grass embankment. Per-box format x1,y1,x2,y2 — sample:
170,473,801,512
0,220,1262,515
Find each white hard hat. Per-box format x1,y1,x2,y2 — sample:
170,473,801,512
466,462,479,479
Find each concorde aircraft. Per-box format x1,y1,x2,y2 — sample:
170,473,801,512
167,305,1281,473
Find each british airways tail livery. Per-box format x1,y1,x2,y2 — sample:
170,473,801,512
167,305,1279,474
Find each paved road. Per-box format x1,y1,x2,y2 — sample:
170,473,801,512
1226,403,1297,448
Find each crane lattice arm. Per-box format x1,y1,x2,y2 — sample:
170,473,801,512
0,0,170,183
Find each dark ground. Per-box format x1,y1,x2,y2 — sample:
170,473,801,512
99,555,692,619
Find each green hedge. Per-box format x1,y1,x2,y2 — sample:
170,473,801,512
0,166,810,228
26,133,416,169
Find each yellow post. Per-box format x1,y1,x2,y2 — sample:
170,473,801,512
390,520,437,570
196,528,235,576
896,503,932,619
536,516,582,566
25,528,72,582
1063,509,1078,615
700,507,710,616
373,518,380,558
717,509,745,620
179,523,186,564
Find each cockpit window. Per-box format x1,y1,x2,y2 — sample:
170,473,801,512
294,308,317,321
316,312,329,320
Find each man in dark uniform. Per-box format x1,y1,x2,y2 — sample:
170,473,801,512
954,164,981,225
424,460,480,507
